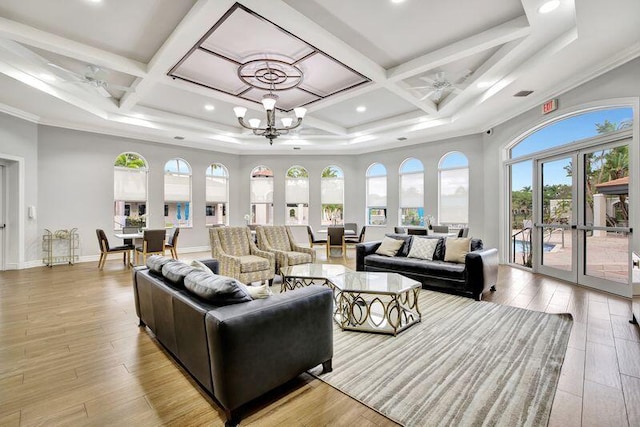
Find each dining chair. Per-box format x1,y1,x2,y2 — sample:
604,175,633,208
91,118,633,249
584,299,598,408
344,222,358,236
326,226,346,258
96,229,132,270
432,225,449,233
135,229,166,265
407,228,428,235
457,227,469,238
165,227,180,259
306,225,327,248
121,226,138,261
345,225,366,248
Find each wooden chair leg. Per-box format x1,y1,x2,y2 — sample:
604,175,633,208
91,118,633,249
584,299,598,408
98,253,104,270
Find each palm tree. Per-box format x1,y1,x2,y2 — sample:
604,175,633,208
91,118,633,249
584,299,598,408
114,153,145,168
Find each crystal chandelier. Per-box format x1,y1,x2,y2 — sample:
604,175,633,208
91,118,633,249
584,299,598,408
233,59,306,145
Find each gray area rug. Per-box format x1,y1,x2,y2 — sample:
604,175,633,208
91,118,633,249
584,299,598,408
313,290,573,427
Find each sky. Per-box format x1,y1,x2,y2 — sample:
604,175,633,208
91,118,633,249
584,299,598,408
511,107,632,191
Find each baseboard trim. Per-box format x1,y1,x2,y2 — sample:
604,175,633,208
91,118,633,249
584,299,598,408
9,246,212,270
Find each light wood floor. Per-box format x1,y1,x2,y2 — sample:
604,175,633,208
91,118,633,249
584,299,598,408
1,249,639,426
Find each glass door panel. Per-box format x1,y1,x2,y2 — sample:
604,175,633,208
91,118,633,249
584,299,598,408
537,156,576,281
509,161,533,267
578,144,630,293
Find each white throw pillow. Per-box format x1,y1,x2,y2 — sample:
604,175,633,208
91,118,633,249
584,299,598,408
408,237,439,260
190,259,212,274
375,237,405,257
444,237,472,263
242,283,273,299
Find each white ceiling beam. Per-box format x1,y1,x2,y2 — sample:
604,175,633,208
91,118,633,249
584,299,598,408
119,0,237,110
304,83,381,113
386,15,531,82
0,17,147,77
452,27,578,122
134,105,240,135
348,110,427,135
387,82,439,114
437,38,525,113
0,59,111,119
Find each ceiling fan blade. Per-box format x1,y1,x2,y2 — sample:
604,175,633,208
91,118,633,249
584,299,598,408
46,63,85,81
408,85,432,90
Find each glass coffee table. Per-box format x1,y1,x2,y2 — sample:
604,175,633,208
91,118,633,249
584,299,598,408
280,263,352,314
330,272,422,336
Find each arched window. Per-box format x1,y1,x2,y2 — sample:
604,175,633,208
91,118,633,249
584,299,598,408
285,166,309,225
164,158,192,228
321,166,344,226
399,158,424,226
366,163,387,225
439,152,469,226
250,166,274,225
206,163,229,226
114,152,148,229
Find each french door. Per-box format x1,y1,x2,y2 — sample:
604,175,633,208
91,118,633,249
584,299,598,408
535,140,631,295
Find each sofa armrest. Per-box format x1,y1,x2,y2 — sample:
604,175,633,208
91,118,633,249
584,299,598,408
465,248,499,301
356,241,382,271
205,285,333,411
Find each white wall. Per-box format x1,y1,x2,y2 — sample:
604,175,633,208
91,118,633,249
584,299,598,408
0,113,38,268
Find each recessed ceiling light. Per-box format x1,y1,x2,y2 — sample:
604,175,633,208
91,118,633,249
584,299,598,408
87,0,103,3
538,0,560,14
477,81,492,89
204,104,215,111
356,106,366,113
391,0,406,3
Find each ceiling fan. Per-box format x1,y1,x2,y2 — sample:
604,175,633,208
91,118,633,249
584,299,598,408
409,70,471,102
48,64,135,98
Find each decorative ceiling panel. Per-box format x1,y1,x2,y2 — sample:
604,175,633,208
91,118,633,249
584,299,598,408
168,3,370,111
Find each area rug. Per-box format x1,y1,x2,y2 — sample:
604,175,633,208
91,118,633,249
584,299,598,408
313,290,573,427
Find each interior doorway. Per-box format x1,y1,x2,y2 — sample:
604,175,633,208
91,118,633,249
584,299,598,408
0,164,4,271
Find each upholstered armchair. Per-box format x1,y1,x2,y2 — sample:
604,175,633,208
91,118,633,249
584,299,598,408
209,226,275,285
256,226,315,272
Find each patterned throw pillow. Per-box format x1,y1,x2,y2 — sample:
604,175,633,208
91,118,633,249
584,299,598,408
190,259,212,273
407,237,439,260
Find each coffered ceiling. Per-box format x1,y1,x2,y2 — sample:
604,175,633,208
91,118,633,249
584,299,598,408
0,0,637,154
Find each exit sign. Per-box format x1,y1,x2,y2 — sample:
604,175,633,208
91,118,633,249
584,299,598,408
542,99,558,114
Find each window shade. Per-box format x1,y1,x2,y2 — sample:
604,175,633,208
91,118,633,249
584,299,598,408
114,168,147,202
399,172,423,207
321,177,344,204
440,168,469,223
367,176,387,206
206,176,228,203
251,177,274,203
164,174,191,202
285,178,309,204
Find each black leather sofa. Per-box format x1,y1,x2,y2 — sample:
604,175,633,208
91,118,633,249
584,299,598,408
356,234,498,301
132,259,333,426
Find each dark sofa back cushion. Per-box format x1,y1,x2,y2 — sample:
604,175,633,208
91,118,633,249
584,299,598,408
471,238,483,251
384,233,413,257
162,262,195,288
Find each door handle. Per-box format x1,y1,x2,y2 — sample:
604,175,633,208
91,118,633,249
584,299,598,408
0,224,5,229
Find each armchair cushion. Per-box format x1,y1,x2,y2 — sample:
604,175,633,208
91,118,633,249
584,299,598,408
238,255,271,273
184,270,252,305
285,251,313,265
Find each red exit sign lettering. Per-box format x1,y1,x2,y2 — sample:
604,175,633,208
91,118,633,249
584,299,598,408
542,99,558,114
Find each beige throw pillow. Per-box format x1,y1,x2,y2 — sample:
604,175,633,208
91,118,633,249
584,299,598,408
190,259,213,274
408,237,439,260
243,284,272,299
375,237,405,257
444,237,472,263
